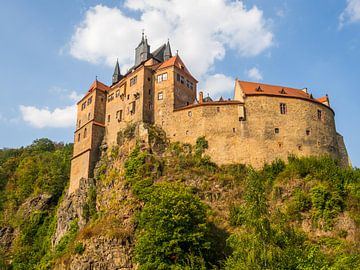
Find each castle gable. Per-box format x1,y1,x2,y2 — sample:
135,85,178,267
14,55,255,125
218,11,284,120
156,55,198,82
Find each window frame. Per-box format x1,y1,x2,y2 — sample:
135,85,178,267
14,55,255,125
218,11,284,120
280,103,287,114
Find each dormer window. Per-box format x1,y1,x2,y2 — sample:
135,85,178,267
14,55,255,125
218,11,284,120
255,86,263,92
279,88,286,94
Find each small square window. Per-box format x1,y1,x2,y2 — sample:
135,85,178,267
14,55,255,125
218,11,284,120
306,129,310,136
275,128,280,134
130,75,137,86
158,92,163,100
188,111,192,117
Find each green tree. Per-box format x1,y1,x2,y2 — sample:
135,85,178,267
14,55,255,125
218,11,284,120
135,183,211,269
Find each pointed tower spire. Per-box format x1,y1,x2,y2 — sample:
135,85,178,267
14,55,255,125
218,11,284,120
112,59,123,85
163,39,172,61
135,32,151,66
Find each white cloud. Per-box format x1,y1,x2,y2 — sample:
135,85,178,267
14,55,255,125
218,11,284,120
201,74,234,99
68,91,83,102
246,67,263,81
49,86,82,102
339,0,360,28
20,105,76,128
69,1,273,79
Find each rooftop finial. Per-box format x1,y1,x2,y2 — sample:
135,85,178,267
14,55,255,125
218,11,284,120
176,49,179,55
95,75,98,81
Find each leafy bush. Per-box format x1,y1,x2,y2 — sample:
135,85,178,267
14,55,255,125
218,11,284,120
311,184,344,229
134,183,211,269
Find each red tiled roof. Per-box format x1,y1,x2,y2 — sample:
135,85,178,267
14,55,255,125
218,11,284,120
87,80,111,93
156,55,198,82
316,96,329,103
237,80,330,107
77,80,111,104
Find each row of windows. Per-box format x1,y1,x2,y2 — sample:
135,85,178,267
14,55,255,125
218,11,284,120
274,128,311,136
176,73,194,90
157,73,168,83
279,103,323,120
108,91,139,103
77,128,87,142
107,102,136,123
81,96,93,110
77,113,92,127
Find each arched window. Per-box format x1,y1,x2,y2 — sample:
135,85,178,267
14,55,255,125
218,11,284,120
84,128,87,138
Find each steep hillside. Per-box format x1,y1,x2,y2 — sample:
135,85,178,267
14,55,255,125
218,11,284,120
0,128,359,269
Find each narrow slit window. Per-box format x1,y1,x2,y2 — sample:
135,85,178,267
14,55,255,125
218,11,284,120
317,110,322,120
280,103,287,114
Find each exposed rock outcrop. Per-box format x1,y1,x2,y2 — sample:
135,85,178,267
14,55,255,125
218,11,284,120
52,178,95,247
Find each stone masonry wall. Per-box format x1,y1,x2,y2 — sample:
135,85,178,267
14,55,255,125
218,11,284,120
159,95,346,167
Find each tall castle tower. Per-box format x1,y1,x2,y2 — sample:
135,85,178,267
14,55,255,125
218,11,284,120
69,80,109,193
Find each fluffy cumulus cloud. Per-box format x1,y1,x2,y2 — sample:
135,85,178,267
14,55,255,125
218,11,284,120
246,67,263,81
202,74,235,99
20,105,76,128
69,0,273,81
339,0,360,28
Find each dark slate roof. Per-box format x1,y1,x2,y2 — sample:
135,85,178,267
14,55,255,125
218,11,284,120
151,44,166,62
203,96,213,102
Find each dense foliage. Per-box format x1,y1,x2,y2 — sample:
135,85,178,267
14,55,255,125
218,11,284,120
1,135,360,269
0,139,72,269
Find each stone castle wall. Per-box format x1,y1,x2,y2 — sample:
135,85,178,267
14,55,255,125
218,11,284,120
159,95,347,167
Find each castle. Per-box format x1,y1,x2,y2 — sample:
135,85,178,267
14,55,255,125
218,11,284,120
69,34,349,193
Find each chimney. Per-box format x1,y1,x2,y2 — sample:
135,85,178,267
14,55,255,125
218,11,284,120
199,91,204,103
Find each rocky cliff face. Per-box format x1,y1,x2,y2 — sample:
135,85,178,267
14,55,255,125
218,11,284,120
52,178,94,247
52,126,146,269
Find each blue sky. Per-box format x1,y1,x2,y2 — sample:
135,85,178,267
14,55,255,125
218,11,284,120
0,0,359,167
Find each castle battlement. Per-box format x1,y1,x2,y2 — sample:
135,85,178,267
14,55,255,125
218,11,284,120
69,35,349,193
